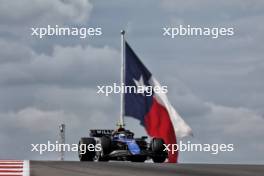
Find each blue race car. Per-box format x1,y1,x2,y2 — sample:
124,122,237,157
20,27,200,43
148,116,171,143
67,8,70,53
78,128,167,163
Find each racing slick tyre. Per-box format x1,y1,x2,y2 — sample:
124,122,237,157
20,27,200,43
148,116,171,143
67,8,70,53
78,137,96,161
151,138,167,163
94,136,111,162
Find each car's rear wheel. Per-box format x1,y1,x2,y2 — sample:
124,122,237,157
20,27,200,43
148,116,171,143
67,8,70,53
151,138,167,163
78,138,96,161
94,136,111,162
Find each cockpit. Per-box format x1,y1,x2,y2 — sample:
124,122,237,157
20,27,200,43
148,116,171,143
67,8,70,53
113,130,134,140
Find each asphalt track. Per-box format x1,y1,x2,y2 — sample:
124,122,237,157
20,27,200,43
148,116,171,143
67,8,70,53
30,161,264,176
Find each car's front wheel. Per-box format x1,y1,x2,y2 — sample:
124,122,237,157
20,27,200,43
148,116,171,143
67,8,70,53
150,138,167,163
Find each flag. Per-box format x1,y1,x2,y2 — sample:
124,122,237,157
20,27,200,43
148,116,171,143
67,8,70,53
124,42,192,163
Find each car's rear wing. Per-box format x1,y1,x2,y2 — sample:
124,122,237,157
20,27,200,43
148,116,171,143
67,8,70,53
90,129,114,137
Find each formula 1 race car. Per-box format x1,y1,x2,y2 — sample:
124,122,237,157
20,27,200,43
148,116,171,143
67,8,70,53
78,128,167,163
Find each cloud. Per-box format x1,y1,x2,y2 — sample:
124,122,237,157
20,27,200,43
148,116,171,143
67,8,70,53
0,88,118,160
0,35,121,160
0,44,120,87
0,108,79,132
161,0,264,13
179,102,264,164
206,104,264,138
0,39,33,64
0,0,93,26
0,0,93,43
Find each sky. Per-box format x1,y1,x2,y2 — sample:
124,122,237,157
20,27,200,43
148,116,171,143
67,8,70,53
0,0,264,164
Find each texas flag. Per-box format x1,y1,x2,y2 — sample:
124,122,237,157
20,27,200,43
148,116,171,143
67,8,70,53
124,42,192,163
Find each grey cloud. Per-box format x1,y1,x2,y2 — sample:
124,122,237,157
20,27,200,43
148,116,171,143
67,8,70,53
0,0,93,26
179,103,264,164
0,44,120,87
161,0,264,14
0,87,119,160
0,39,33,64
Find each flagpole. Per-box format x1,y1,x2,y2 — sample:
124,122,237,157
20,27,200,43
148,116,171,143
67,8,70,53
120,30,125,128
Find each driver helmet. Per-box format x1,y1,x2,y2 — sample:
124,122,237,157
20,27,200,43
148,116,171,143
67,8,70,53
119,133,126,139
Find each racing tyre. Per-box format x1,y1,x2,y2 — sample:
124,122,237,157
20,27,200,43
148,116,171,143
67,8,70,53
78,137,96,161
151,138,167,163
94,136,111,162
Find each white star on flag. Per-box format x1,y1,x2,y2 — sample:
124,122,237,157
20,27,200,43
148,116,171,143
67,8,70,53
133,75,150,96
